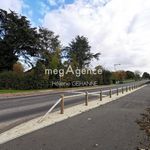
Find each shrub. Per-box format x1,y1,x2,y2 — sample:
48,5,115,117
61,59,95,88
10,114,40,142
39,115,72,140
0,71,49,90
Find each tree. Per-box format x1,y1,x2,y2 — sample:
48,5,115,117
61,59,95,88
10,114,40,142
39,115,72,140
134,70,141,80
113,71,126,81
126,71,135,80
142,72,150,79
38,28,62,70
13,62,24,73
102,69,112,85
65,35,100,68
94,65,103,85
0,9,39,72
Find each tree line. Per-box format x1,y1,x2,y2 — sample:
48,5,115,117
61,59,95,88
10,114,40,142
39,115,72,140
0,9,149,89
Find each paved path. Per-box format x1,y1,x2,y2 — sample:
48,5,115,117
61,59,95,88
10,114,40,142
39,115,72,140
0,85,150,150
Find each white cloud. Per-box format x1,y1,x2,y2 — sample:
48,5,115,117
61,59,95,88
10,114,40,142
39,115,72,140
43,0,150,73
39,1,50,16
48,0,65,6
48,0,57,6
0,0,24,13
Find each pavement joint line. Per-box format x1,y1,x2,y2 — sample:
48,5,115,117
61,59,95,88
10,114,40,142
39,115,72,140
0,85,146,145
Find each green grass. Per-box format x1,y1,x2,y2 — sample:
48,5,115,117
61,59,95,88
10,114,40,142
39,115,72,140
123,79,135,83
0,84,115,94
0,89,39,94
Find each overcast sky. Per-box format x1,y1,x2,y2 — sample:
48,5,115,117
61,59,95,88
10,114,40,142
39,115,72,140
0,0,150,73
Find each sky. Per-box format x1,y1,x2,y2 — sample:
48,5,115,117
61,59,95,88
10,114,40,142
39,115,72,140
0,0,150,73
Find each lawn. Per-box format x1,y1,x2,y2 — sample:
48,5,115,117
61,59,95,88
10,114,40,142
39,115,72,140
123,79,135,83
0,89,39,94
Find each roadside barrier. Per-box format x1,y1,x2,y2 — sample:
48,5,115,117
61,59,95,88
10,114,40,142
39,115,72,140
39,81,148,122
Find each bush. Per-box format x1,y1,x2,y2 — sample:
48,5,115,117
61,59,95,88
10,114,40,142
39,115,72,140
0,71,23,89
0,71,49,90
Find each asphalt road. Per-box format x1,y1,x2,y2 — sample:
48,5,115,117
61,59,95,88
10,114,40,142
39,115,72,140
0,83,150,150
0,81,147,133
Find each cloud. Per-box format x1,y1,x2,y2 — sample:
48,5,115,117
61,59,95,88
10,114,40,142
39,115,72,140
0,0,24,13
48,0,65,6
42,0,150,73
39,1,50,16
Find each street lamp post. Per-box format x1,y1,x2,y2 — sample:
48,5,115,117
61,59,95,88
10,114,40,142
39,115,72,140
114,64,121,71
114,64,121,84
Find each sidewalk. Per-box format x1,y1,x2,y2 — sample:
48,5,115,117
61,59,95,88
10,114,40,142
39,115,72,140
0,86,149,150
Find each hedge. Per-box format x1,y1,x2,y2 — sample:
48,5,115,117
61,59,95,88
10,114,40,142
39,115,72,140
0,71,49,90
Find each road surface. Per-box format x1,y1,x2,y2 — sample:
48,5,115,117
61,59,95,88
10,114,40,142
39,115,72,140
0,83,150,150
0,81,147,133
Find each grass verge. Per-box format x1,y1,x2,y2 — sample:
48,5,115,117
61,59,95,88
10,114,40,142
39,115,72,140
0,89,42,94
